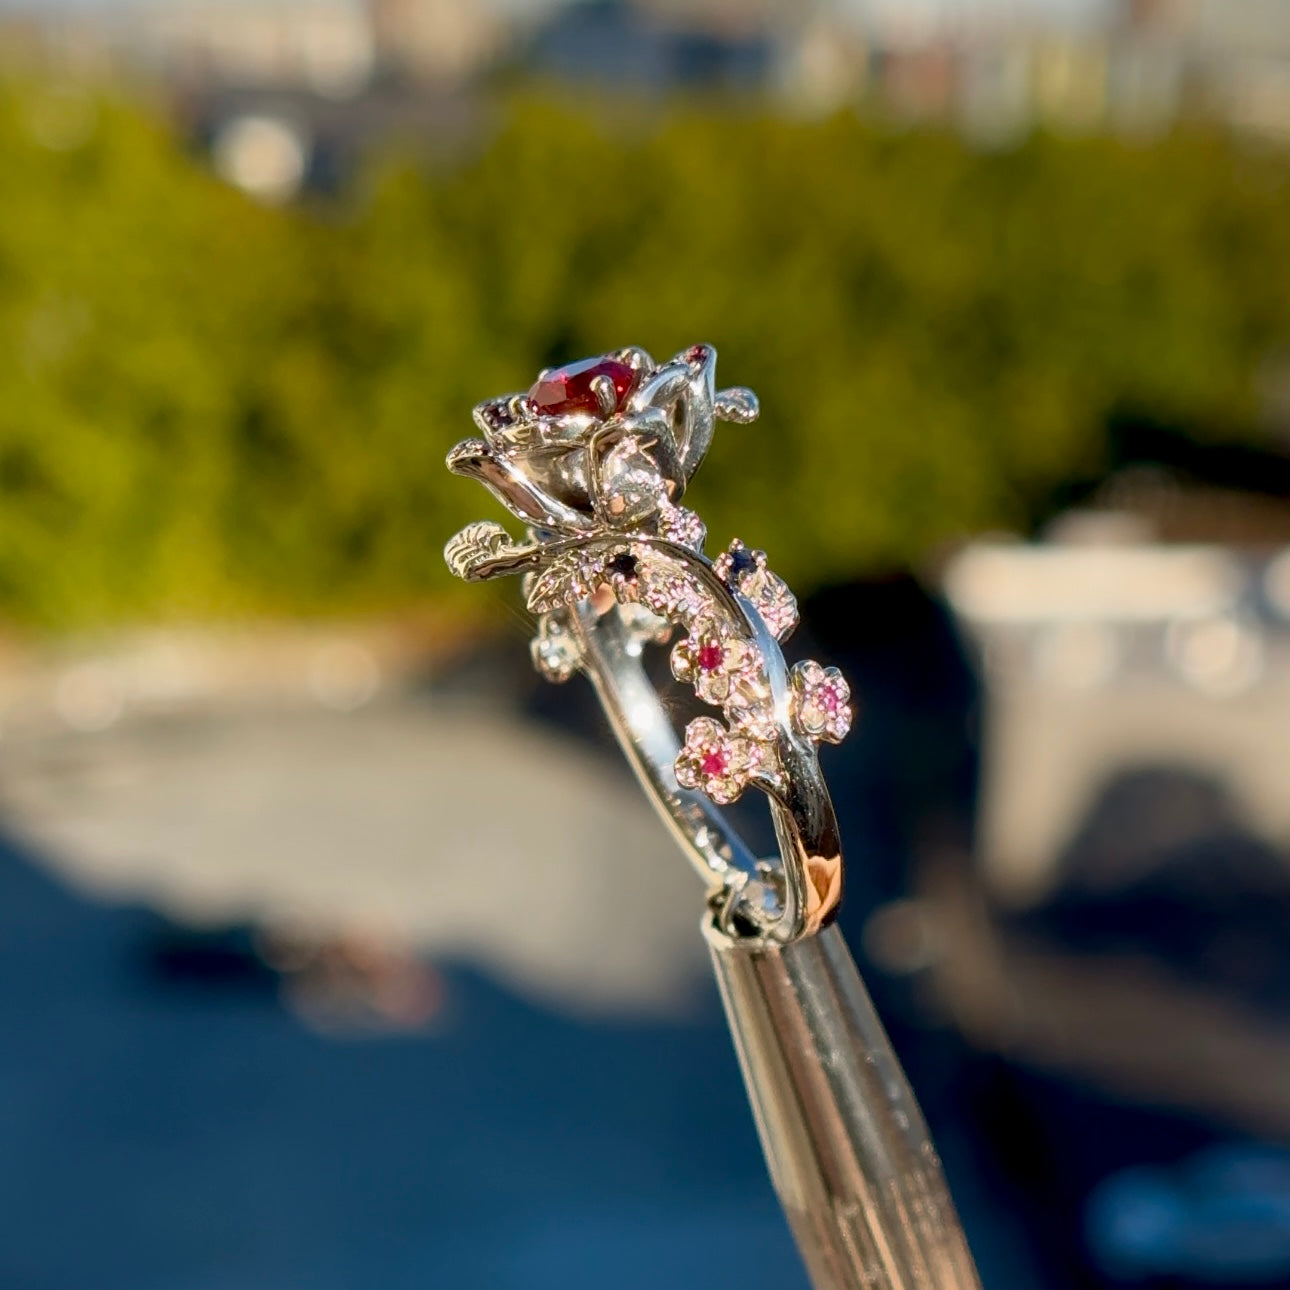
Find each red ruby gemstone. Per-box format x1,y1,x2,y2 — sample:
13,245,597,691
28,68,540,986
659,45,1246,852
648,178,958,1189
700,749,729,778
528,357,637,417
696,643,724,673
819,687,840,714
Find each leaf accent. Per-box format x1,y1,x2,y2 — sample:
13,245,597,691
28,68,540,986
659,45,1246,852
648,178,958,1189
525,552,589,614
444,520,514,581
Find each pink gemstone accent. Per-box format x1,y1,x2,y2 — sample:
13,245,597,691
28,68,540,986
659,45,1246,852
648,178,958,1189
820,687,840,715
696,643,724,672
700,749,728,778
528,357,637,416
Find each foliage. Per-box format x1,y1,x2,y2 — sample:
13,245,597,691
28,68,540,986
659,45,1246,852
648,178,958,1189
2,83,1289,628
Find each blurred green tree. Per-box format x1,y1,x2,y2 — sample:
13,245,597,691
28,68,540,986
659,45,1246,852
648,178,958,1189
1,85,1288,628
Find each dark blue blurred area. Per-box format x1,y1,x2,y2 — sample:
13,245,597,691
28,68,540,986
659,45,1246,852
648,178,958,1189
0,830,806,1290
526,0,770,96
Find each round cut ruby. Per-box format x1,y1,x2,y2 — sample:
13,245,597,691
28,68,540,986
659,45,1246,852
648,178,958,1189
819,687,840,715
528,356,637,417
696,643,724,673
700,749,728,778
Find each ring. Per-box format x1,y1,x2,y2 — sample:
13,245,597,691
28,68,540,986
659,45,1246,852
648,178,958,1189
444,345,852,944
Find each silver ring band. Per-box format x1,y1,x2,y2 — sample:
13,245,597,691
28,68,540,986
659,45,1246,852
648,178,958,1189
444,344,852,944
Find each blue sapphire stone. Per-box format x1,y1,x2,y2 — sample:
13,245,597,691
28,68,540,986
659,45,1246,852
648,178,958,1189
608,552,638,580
728,547,758,581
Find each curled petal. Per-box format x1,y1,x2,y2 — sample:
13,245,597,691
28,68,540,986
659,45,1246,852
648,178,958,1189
612,345,656,375
445,437,492,478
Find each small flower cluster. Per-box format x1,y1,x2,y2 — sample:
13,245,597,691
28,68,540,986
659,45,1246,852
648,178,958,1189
674,717,767,806
520,530,853,805
671,622,763,707
667,612,775,802
712,540,798,640
531,612,581,684
790,660,852,743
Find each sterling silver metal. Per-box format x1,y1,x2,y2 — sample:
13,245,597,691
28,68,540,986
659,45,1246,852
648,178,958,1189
445,343,846,944
708,922,982,1290
445,345,981,1289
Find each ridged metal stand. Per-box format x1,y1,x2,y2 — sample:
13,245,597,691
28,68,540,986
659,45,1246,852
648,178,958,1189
708,923,982,1290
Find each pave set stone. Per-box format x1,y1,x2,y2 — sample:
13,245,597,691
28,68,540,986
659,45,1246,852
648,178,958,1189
634,557,708,626
656,502,706,552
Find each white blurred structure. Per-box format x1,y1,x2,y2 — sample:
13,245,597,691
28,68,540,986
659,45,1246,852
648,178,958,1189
0,698,709,1017
366,0,506,85
945,523,1290,905
212,111,310,200
0,625,710,1018
135,0,377,96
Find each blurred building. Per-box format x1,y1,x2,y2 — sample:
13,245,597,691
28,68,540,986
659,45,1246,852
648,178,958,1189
946,534,1280,904
944,469,1290,907
127,0,494,200
131,0,377,97
926,488,1290,1234
1,0,509,93
1127,0,1290,140
785,0,1290,140
522,0,773,96
366,0,506,87
5,0,1290,154
2,0,1289,201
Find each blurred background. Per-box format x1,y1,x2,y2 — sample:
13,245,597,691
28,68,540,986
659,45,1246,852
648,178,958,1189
3,0,1290,1286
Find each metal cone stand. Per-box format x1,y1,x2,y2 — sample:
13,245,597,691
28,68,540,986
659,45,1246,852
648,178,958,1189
707,920,982,1290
